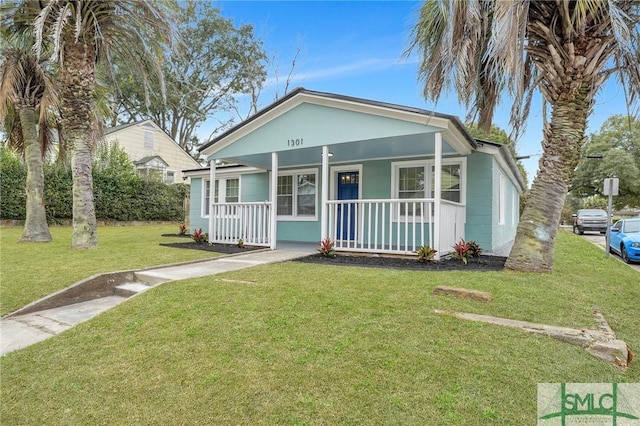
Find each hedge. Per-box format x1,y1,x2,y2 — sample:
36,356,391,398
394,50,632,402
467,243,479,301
1,148,188,222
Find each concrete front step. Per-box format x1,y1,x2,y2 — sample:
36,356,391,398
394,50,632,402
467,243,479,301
114,282,151,298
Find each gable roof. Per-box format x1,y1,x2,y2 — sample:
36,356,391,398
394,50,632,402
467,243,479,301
199,87,477,153
133,155,169,167
104,119,156,135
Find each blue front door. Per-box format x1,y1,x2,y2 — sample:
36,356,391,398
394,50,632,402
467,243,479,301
337,172,359,240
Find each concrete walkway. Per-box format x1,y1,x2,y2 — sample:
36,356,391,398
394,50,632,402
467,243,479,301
0,245,316,356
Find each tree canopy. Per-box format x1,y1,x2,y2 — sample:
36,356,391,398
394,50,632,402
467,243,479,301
571,115,640,209
111,0,267,158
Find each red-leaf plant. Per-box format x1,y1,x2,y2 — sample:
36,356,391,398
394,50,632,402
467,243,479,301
191,228,208,244
318,238,336,258
452,238,471,264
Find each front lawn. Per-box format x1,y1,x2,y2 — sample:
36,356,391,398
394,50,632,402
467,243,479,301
0,224,219,316
1,231,638,424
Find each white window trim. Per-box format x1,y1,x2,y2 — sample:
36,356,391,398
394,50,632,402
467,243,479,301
498,172,506,225
271,168,319,222
391,157,466,222
202,176,241,218
512,188,518,225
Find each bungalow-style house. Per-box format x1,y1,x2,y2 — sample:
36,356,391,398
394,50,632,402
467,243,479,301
103,120,201,183
184,88,526,259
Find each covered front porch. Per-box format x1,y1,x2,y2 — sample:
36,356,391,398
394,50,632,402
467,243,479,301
207,196,465,258
201,89,474,259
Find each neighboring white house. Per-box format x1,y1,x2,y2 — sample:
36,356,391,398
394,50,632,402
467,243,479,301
103,120,200,183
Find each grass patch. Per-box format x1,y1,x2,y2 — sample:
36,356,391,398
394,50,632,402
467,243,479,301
0,224,218,315
1,231,638,424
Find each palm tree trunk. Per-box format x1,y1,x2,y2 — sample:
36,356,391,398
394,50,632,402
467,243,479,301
506,95,589,272
59,40,98,249
19,106,52,242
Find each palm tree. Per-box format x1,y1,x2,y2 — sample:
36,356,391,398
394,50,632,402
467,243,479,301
408,0,503,133
23,0,177,249
409,0,640,272
0,45,57,242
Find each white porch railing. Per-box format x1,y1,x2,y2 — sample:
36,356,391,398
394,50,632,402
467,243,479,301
326,199,465,255
209,199,465,254
210,202,271,246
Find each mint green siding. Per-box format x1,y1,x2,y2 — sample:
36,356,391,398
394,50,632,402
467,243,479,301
465,152,520,252
214,103,440,159
189,177,208,233
465,152,493,249
492,163,520,250
362,160,391,199
241,173,269,202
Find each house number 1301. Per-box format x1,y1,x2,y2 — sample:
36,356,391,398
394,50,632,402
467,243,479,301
287,138,303,147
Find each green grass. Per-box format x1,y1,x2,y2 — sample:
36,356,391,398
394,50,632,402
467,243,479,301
0,224,219,315
1,231,638,424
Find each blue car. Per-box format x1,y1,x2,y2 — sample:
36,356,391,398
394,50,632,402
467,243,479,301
609,218,640,264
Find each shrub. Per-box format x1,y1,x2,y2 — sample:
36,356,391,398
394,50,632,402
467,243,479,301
416,246,437,263
0,147,26,220
179,223,188,235
452,238,471,264
467,240,482,258
1,144,188,222
237,238,244,248
192,228,208,244
318,238,336,258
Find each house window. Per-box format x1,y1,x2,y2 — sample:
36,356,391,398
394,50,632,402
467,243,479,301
398,166,424,216
203,178,238,217
165,170,175,184
144,130,154,150
277,176,293,216
276,169,318,219
297,173,316,216
392,159,465,220
225,178,239,203
431,163,461,203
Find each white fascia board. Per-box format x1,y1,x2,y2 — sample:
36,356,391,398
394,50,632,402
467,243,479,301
443,124,474,155
182,165,264,179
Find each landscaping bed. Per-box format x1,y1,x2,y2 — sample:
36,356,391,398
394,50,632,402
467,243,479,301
159,241,264,255
294,253,507,271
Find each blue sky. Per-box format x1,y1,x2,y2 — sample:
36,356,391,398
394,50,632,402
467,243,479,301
209,0,631,184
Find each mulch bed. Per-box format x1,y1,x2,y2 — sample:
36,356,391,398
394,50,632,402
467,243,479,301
160,233,192,238
160,233,506,270
159,242,264,255
293,253,507,271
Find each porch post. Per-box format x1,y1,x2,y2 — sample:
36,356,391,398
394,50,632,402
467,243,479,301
208,159,216,244
434,132,442,260
320,145,329,240
270,152,278,250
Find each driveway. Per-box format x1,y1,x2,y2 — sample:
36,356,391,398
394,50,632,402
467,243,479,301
566,227,640,273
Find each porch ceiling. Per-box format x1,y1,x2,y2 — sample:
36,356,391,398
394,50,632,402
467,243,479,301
215,132,460,169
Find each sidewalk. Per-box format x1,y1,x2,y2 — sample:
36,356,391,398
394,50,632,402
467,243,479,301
1,245,316,356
